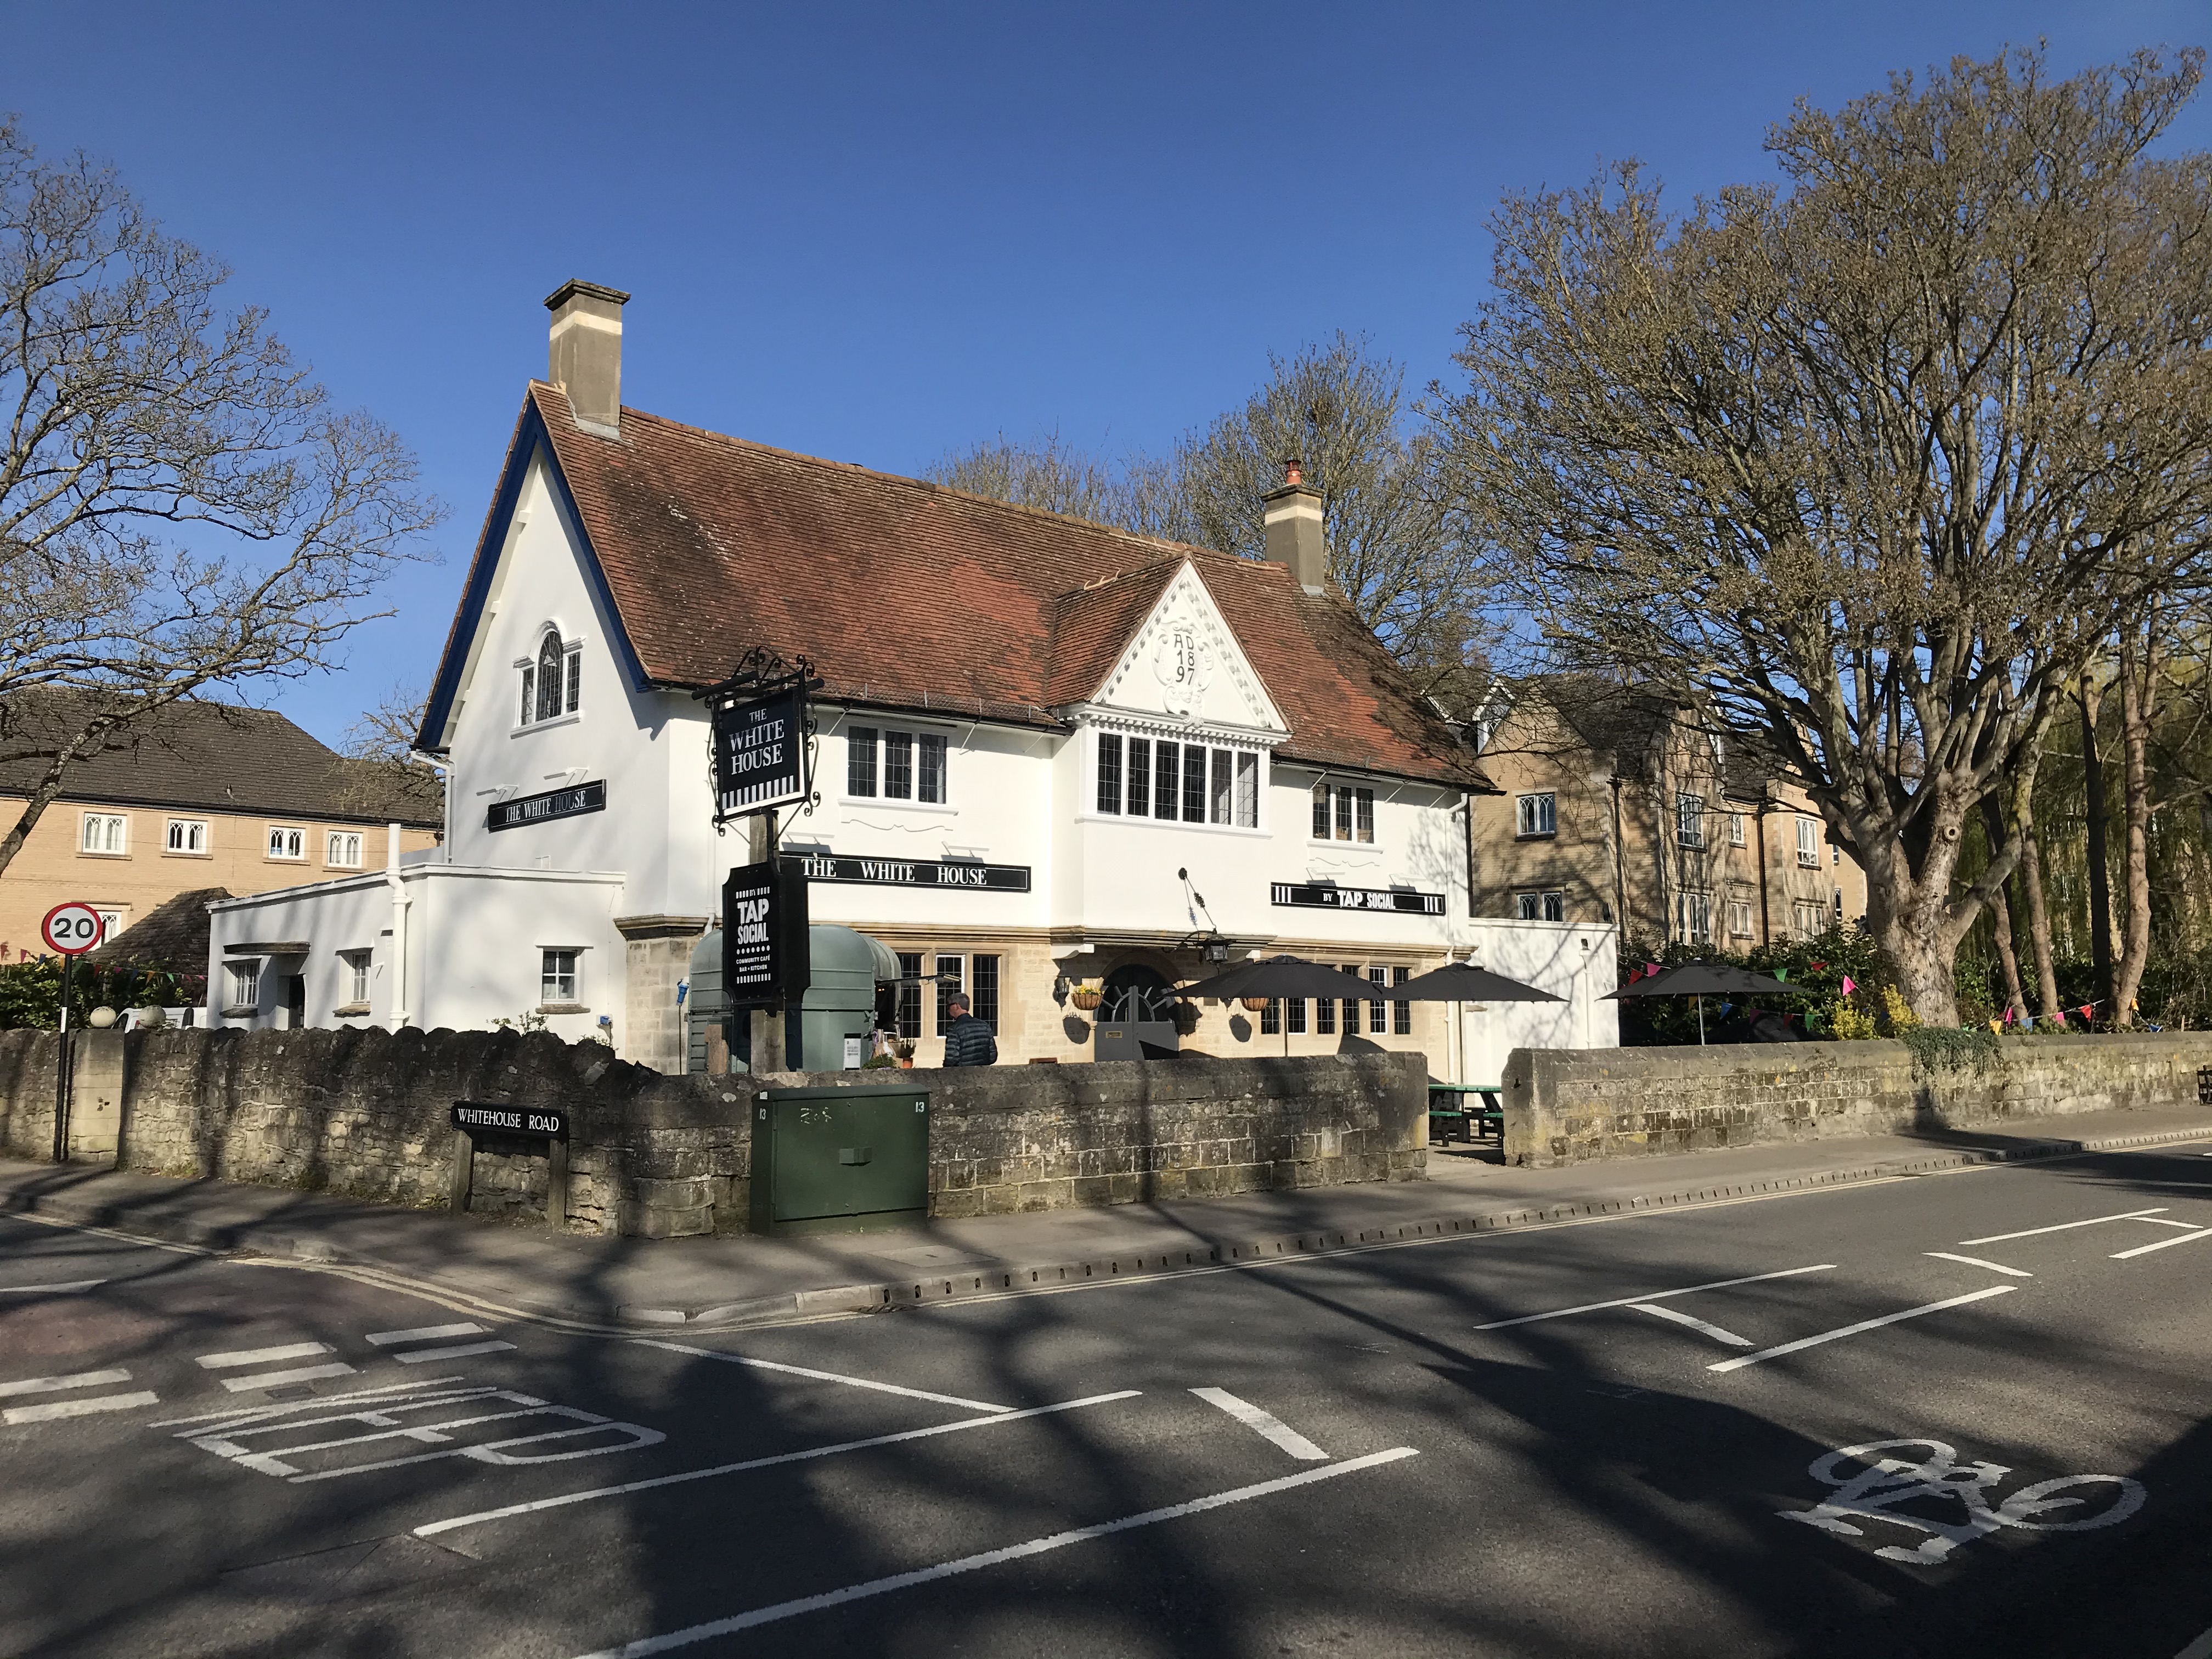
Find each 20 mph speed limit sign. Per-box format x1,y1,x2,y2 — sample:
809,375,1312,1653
41,902,106,956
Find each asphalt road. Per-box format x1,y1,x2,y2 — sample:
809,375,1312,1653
5,1137,2212,1659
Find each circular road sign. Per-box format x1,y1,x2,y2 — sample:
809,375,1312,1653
41,902,106,956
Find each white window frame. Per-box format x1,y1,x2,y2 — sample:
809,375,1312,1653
540,946,583,1007
1307,778,1376,847
267,825,306,861
1794,899,1826,938
1677,889,1712,944
227,960,261,1013
1515,793,1556,838
80,812,128,856
844,722,955,810
340,949,372,1008
165,817,210,856
1089,729,1264,832
1726,898,1754,938
325,830,364,869
1797,815,1821,867
1728,811,1746,848
1675,793,1705,849
515,628,583,730
94,908,126,942
1517,890,1566,923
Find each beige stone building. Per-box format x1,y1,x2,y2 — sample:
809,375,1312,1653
1470,679,1868,949
0,695,442,971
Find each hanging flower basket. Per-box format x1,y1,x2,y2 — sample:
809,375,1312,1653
1240,996,1271,1013
1070,984,1103,1012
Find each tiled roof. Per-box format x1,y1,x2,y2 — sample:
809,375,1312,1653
87,886,229,971
517,385,1487,789
0,692,443,827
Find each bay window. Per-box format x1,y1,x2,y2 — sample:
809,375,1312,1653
1094,733,1260,829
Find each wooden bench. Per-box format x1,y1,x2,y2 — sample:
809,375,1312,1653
1428,1083,1503,1146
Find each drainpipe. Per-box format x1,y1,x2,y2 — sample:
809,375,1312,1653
1755,799,1772,945
386,821,411,1028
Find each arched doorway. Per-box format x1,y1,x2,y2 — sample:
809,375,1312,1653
1099,963,1176,1024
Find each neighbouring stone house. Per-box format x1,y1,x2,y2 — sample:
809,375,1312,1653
0,692,441,973
1470,677,1869,950
208,281,1617,1073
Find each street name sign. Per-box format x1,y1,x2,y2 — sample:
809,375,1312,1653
452,1102,568,1140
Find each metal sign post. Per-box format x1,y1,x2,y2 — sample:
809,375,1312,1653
41,902,106,1164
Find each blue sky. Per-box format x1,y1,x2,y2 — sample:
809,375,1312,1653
5,2,2205,747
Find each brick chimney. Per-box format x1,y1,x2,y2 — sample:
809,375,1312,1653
1261,458,1327,596
544,280,629,435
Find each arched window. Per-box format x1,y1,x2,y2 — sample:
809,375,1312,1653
537,633,565,722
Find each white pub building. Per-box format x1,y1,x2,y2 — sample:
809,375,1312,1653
209,284,1616,1077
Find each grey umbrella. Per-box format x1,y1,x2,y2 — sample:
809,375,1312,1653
1603,961,1804,1045
1391,963,1562,1003
1177,955,1387,1055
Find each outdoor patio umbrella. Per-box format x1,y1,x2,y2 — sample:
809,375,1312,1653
1176,955,1387,1055
1390,963,1562,1003
1602,961,1804,1045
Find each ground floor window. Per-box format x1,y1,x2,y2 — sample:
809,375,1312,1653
895,952,923,1040
971,954,1000,1033
227,960,259,1012
934,954,964,1033
1260,997,1280,1035
541,948,580,1005
1366,967,1389,1034
341,950,371,1006
1285,995,1307,1034
1315,991,1335,1036
1793,900,1826,938
1727,898,1755,939
1393,966,1412,1035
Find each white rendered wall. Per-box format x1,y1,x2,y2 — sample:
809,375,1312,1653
1454,919,1620,1084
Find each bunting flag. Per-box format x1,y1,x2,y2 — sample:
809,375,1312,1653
2078,1004,2094,1021
1717,1002,1734,1017
1988,1019,2003,1036
1809,961,1827,972
2053,1010,2067,1027
1840,975,1858,996
1644,962,1662,979
1774,968,1789,982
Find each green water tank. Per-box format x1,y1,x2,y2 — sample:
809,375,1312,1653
794,926,900,1071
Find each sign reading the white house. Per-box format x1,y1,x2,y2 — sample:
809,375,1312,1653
723,859,810,1006
1271,882,1444,916
487,780,606,833
452,1102,568,1141
798,855,1032,894
712,682,808,816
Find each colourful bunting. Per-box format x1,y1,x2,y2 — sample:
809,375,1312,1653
1988,1019,2002,1035
2078,1004,2094,1020
2053,1011,2067,1027
1774,968,1788,982
1809,961,1827,972
1644,962,1662,978
1840,975,1857,996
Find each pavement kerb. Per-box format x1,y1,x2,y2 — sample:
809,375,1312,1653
7,1122,2210,1331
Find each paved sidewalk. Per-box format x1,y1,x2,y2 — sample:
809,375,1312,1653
7,1105,2209,1329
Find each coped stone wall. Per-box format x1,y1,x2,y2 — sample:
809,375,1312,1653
0,1028,1425,1237
1502,1033,2212,1166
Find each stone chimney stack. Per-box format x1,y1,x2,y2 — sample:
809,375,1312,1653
1261,458,1327,596
544,280,629,435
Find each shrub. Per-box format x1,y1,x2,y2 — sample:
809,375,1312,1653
1902,1024,2001,1078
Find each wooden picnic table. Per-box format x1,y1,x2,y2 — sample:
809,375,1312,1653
1427,1082,1503,1146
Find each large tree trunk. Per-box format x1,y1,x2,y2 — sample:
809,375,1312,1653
2015,794,2064,1022
2112,625,2157,1026
2079,675,2117,1012
1978,797,2030,1020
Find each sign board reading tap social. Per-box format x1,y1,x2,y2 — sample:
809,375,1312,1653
723,858,811,1007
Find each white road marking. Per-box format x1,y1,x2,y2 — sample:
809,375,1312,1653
1709,1286,2018,1373
196,1342,332,1369
1924,1252,2034,1277
1471,1264,1836,1331
2175,1623,2212,1659
1189,1387,1330,1459
635,1339,1014,1414
565,1445,1420,1657
1957,1208,2169,1245
393,1341,516,1363
368,1323,488,1345
2111,1229,2212,1261
0,1279,106,1294
153,1377,466,1429
1629,1302,1754,1346
0,1368,132,1398
2137,1217,2208,1230
220,1362,358,1392
4,1392,160,1425
416,1390,1141,1538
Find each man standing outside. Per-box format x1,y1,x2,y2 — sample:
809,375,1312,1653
941,993,997,1066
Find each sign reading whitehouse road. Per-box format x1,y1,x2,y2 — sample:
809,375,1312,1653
452,1103,569,1141
712,682,808,817
723,859,811,1006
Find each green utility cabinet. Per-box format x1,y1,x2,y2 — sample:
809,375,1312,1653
749,1081,930,1235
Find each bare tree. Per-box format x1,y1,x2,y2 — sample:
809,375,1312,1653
924,429,1132,526
0,120,440,878
342,682,431,765
1438,47,2212,1024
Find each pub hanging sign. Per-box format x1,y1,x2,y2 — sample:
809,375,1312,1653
709,678,810,820
1271,882,1444,916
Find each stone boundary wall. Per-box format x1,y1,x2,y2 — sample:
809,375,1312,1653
1502,1034,2212,1166
0,1028,1425,1237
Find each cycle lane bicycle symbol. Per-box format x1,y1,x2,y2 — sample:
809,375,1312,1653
1778,1438,2146,1565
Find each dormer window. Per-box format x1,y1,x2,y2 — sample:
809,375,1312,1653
518,630,581,726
